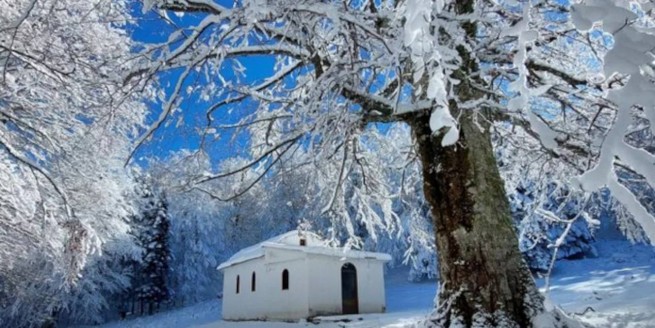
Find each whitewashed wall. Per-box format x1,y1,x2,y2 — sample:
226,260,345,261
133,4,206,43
222,250,309,321
307,256,386,316
222,248,386,321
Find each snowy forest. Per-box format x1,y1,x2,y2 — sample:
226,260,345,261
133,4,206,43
1,0,655,327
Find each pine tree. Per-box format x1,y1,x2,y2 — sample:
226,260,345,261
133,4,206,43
131,178,171,315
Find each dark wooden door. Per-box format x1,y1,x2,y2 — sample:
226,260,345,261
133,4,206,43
341,263,359,314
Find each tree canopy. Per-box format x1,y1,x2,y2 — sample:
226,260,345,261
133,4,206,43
1,0,654,327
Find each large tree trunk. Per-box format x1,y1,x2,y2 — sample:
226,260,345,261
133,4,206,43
409,111,544,327
404,1,547,326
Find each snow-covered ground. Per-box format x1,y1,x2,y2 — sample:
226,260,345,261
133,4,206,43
540,241,655,328
91,240,655,328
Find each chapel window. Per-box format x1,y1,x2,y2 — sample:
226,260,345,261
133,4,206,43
282,269,289,290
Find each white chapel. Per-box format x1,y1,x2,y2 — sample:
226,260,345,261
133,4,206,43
217,230,391,321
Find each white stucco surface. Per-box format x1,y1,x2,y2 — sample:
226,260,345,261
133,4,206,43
218,230,390,321
307,256,386,317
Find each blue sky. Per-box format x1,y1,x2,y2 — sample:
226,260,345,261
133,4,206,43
125,1,397,170
127,1,279,168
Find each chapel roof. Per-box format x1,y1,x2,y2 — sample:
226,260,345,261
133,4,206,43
217,230,392,270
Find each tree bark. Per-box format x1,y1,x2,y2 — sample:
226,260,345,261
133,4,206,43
403,1,549,326
409,110,544,327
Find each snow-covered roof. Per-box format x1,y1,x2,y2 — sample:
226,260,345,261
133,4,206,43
217,230,392,271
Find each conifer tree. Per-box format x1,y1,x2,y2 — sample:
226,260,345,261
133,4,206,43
132,178,171,315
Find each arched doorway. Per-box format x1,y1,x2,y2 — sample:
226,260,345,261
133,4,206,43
341,263,359,314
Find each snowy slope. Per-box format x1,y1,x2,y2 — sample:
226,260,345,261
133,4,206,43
538,241,655,328
89,240,655,328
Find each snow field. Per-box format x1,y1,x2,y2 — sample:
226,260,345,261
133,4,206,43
91,241,655,328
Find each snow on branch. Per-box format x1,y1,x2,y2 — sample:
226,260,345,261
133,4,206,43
572,0,655,242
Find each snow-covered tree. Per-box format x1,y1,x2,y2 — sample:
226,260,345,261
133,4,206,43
145,154,230,305
128,1,655,326
130,177,171,315
509,182,598,272
1,0,148,326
